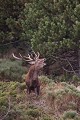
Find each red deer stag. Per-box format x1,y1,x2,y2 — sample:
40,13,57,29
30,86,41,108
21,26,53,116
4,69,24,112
12,52,46,95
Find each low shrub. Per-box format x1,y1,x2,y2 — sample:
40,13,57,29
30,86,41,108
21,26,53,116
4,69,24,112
26,108,41,117
39,75,53,85
62,110,80,120
45,82,80,115
0,59,27,81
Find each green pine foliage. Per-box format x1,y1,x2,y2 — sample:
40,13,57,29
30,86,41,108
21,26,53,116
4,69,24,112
20,0,80,56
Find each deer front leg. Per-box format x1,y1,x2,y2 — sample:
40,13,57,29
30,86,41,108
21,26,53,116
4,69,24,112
36,86,40,95
26,82,31,94
27,86,31,94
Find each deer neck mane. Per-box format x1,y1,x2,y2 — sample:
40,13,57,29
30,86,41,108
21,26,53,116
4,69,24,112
28,65,39,79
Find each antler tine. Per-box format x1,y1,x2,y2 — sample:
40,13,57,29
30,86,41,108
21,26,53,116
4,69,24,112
28,54,33,61
19,53,30,61
12,53,22,60
33,51,37,57
19,53,32,61
19,53,23,58
33,51,40,60
24,54,33,61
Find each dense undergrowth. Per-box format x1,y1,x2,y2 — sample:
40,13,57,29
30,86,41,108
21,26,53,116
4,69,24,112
0,76,80,120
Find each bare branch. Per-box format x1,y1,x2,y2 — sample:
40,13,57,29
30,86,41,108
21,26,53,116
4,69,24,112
52,55,78,75
52,55,77,62
66,58,76,74
62,67,78,73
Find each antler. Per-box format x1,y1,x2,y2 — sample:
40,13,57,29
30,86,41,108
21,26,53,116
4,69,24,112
12,51,40,64
23,51,40,61
12,53,33,62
